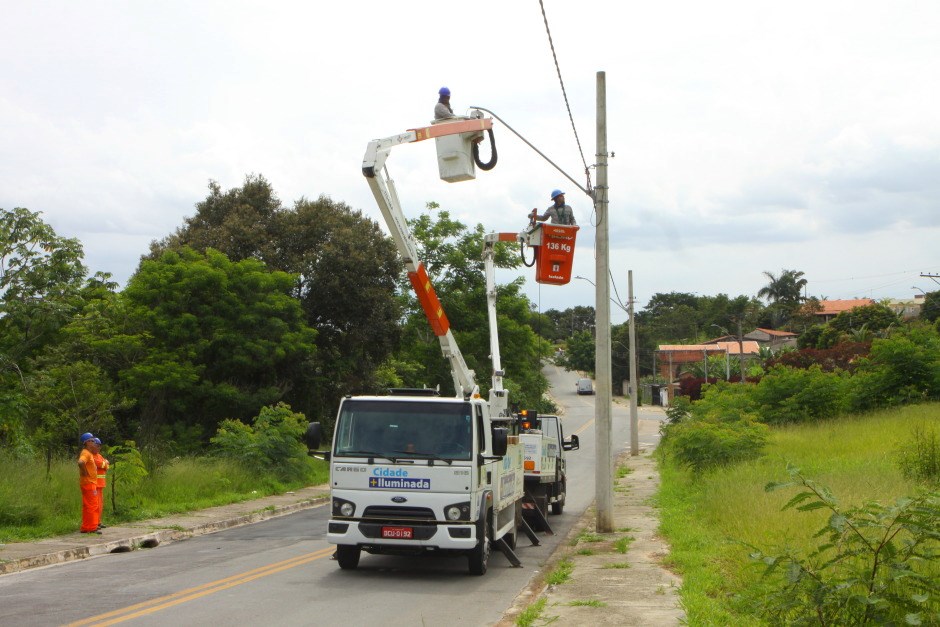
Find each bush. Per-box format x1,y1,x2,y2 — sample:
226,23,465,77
211,403,310,482
745,466,940,625
751,365,848,425
897,423,940,483
666,416,769,471
848,330,940,412
767,342,870,373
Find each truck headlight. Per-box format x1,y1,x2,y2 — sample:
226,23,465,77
332,497,356,517
444,502,471,521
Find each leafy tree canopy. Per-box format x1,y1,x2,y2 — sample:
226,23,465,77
68,247,318,442
394,205,550,410
0,207,87,364
150,175,402,417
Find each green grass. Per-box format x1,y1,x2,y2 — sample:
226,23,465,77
657,403,940,625
614,535,634,554
603,562,631,569
616,464,632,478
567,599,606,607
515,597,547,627
546,557,575,585
575,548,596,556
0,455,329,542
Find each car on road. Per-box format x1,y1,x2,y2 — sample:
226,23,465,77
576,378,594,395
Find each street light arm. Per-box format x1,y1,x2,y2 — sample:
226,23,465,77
575,275,629,314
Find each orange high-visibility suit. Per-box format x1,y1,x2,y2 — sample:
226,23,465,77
94,452,109,527
79,448,100,532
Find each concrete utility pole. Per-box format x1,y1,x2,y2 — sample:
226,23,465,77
628,270,639,456
594,71,613,533
737,318,746,382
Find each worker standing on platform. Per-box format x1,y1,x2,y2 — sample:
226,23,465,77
92,437,109,530
534,189,577,225
434,86,454,119
78,433,101,534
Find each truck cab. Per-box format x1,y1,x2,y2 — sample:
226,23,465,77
308,392,523,576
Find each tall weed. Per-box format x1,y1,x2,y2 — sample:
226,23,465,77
745,465,940,625
897,423,940,483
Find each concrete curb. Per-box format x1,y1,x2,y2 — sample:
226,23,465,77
0,493,329,576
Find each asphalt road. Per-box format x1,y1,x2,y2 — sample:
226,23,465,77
0,365,661,627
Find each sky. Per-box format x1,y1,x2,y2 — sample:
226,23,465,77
2,1,939,325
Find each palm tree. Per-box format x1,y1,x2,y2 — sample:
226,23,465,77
758,269,808,327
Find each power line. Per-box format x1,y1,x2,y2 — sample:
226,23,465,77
537,0,592,197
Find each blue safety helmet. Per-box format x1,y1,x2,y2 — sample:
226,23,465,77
80,432,95,444
439,86,450,96
550,189,564,200
93,437,102,445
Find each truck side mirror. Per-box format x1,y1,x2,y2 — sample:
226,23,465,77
563,434,580,451
305,421,323,451
491,427,508,457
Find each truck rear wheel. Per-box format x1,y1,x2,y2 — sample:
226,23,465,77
468,518,490,576
551,479,566,515
335,545,360,570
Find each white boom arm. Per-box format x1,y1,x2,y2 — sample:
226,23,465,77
361,118,493,399
482,232,518,417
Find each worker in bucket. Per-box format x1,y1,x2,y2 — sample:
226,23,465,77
532,189,577,225
434,86,454,119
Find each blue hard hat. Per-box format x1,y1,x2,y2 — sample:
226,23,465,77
93,437,102,445
439,86,450,96
80,432,95,444
550,189,565,200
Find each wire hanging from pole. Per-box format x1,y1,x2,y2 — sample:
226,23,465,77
538,0,593,202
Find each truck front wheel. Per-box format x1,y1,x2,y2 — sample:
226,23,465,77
468,517,490,576
335,545,361,570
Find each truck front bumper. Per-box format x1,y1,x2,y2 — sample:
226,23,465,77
327,518,478,552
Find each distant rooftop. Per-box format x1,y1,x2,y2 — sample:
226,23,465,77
815,299,875,316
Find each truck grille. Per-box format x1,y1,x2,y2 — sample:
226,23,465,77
362,506,435,521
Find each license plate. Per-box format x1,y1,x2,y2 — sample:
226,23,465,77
381,526,413,539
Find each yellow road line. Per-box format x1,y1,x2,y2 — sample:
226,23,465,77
574,419,595,436
65,546,335,626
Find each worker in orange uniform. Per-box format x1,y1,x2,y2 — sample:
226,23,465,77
78,433,101,534
92,437,109,530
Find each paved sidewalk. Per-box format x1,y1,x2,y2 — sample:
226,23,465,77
498,416,684,626
0,485,330,576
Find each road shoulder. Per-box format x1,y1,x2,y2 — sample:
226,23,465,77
497,447,684,626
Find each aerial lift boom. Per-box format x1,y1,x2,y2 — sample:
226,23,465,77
361,117,494,400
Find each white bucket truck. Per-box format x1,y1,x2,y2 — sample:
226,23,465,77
307,115,537,575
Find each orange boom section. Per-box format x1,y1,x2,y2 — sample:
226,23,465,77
408,263,450,336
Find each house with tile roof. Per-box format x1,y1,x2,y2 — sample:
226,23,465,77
745,328,798,350
814,299,876,323
656,341,761,403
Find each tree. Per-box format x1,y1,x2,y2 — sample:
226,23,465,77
23,358,126,473
829,302,899,335
0,207,87,366
757,269,807,327
560,330,595,374
921,290,940,323
150,176,402,419
72,248,318,443
1,207,89,450
395,206,550,410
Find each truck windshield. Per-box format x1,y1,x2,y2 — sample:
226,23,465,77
334,400,474,462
